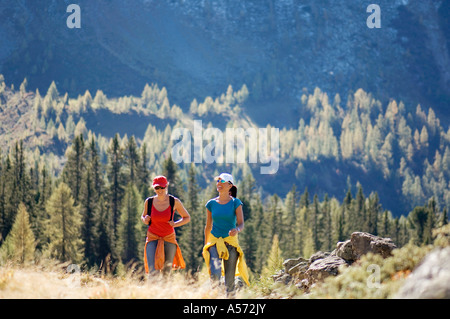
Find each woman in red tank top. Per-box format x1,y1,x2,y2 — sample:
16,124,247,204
148,204,176,237
141,176,190,275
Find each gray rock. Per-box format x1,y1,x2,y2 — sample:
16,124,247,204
350,232,396,259
283,257,307,273
309,251,330,263
272,272,292,285
295,279,309,290
278,232,398,291
306,255,348,284
335,240,355,262
288,261,309,278
395,247,450,299
278,273,293,285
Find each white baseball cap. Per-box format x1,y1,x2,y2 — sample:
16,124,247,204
214,173,234,184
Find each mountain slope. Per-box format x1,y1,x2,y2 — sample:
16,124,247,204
0,0,448,127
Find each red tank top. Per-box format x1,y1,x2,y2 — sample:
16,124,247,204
148,204,174,237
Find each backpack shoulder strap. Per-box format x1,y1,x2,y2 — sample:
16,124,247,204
169,195,175,221
146,196,156,227
146,196,156,217
147,195,175,221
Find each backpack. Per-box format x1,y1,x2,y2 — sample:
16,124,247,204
146,195,175,226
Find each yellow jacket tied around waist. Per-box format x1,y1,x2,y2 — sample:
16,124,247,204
202,233,249,286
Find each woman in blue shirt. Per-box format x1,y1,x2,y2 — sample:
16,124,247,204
203,173,248,295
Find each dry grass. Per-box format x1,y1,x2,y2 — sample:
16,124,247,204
0,261,259,299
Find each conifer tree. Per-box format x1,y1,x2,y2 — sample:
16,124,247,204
355,185,366,231
343,188,353,236
380,210,391,238
35,166,52,249
117,183,142,263
239,173,256,221
2,160,13,238
336,205,346,242
138,143,150,198
45,81,59,102
107,134,125,232
1,203,35,264
366,192,380,235
282,185,297,253
440,207,448,227
27,163,39,235
398,216,410,246
0,153,11,241
321,194,333,251
96,195,117,270
179,164,203,274
81,137,111,266
80,167,98,265
392,217,400,246
423,203,435,245
44,182,84,263
8,141,32,221
240,216,256,272
1,144,30,239
268,194,282,243
237,174,258,271
302,228,315,258
261,234,283,279
162,155,184,200
62,135,85,204
311,194,321,251
408,206,430,245
86,136,103,199
299,187,310,209
0,151,4,241
251,195,268,274
13,141,29,205
124,136,140,186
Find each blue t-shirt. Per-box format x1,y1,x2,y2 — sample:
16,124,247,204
206,197,243,238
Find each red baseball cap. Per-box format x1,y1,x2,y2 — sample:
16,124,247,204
152,175,168,188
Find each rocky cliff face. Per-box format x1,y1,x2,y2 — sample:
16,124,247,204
0,0,448,126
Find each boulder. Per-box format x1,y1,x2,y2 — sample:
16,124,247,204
394,247,450,299
283,257,307,274
335,240,354,262
295,279,309,290
350,232,396,259
309,251,330,263
276,232,397,291
273,257,309,284
334,232,396,263
272,272,292,285
288,261,309,278
306,255,348,285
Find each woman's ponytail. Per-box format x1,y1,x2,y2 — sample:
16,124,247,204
229,185,237,198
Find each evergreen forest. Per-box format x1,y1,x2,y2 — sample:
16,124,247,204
0,75,448,276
